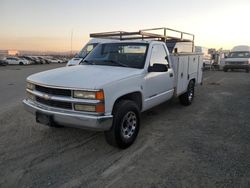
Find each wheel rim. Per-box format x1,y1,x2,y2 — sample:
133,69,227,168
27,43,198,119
188,84,194,102
121,111,137,139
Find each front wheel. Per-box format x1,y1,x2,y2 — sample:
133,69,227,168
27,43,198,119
19,62,24,65
105,100,140,149
179,80,195,106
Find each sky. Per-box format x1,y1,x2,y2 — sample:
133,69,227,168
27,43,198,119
0,0,249,52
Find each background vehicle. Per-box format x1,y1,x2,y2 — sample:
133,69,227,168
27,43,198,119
42,57,62,64
195,46,212,69
224,45,250,73
35,56,47,64
4,57,30,65
0,59,8,66
19,56,37,64
66,38,115,66
212,49,230,70
23,28,203,149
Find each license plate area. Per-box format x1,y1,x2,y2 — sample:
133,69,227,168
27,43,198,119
36,112,53,126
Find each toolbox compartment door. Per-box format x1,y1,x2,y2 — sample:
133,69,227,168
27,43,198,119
171,53,203,96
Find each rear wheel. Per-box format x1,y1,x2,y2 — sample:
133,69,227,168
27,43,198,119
105,100,140,149
179,80,195,106
19,62,24,65
223,67,228,72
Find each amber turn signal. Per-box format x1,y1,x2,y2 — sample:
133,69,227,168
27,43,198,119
95,90,105,100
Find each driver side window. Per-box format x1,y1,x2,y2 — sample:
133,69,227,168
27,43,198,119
150,44,169,67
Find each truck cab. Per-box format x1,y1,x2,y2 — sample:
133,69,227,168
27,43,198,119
223,45,250,73
66,38,115,67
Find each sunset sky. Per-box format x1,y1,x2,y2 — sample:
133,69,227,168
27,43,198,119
0,0,249,52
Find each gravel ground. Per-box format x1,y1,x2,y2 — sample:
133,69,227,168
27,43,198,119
0,65,250,188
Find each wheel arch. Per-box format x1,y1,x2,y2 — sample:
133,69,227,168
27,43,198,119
185,78,196,91
112,91,143,114
190,78,196,84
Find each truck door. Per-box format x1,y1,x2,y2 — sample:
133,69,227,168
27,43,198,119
144,44,175,110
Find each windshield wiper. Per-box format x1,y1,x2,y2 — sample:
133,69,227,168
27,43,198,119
103,60,129,67
81,60,94,65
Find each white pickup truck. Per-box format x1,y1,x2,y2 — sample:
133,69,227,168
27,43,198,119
23,28,203,149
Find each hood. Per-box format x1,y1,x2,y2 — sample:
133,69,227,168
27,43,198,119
27,65,143,89
66,58,83,66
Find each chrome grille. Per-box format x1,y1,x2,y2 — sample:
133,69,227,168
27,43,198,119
27,83,102,115
35,85,71,96
36,96,72,109
227,61,246,65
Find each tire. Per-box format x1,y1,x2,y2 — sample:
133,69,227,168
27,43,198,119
50,122,64,128
246,68,249,73
19,62,24,65
223,68,228,72
105,100,140,149
214,65,219,70
179,80,195,106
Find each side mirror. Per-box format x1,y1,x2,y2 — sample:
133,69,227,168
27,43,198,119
148,63,168,72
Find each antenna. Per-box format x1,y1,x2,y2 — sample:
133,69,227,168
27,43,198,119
70,29,73,55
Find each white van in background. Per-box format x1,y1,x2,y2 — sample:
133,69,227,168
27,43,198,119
66,38,115,66
224,45,250,73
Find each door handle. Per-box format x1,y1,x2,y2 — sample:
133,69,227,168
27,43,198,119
170,73,173,77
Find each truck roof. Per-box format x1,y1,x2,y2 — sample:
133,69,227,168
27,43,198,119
231,45,250,52
88,38,117,44
92,40,152,44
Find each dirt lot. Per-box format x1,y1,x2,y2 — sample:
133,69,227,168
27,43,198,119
0,65,250,188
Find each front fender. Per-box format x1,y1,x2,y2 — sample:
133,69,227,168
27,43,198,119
103,75,144,114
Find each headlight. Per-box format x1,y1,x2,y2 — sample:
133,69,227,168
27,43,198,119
27,82,35,90
74,103,105,113
73,90,104,100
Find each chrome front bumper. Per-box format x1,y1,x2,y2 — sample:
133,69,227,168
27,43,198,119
23,99,113,131
224,64,249,69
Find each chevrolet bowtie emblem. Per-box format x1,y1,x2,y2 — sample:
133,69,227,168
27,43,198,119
43,94,50,100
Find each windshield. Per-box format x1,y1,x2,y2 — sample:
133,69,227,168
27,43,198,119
82,43,148,69
76,43,98,58
228,51,250,58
